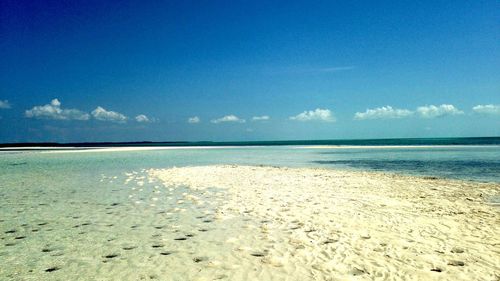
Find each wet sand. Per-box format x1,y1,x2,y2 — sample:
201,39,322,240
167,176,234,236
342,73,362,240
150,165,500,281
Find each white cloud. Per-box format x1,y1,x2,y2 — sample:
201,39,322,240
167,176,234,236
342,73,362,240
0,100,11,109
472,104,500,115
211,115,246,124
290,108,335,122
416,104,464,118
188,116,200,124
25,99,90,120
354,106,413,120
91,106,127,123
252,115,270,121
135,114,155,123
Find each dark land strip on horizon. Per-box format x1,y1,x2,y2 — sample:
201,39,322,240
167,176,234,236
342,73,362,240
1,137,500,149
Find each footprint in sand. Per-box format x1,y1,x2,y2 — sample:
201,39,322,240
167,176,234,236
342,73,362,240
193,256,208,263
103,254,119,259
451,247,464,253
250,251,267,257
323,238,338,245
45,266,60,273
430,268,443,272
349,267,366,276
448,260,465,266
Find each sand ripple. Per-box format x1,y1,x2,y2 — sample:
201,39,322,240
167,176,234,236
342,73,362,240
150,165,500,281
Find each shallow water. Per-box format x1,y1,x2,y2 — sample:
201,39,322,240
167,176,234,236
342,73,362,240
0,165,269,280
2,145,499,181
312,146,500,182
0,146,499,280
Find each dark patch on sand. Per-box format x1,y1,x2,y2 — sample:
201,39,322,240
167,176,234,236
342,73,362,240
45,267,60,272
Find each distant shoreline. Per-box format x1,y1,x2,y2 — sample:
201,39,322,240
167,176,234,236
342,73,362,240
1,136,499,148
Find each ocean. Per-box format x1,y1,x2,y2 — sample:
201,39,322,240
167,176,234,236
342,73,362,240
2,136,500,148
2,142,499,182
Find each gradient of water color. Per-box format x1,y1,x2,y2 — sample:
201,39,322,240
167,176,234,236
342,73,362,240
0,145,499,280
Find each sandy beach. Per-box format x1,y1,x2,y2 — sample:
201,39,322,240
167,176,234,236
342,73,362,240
149,165,500,281
3,1,499,280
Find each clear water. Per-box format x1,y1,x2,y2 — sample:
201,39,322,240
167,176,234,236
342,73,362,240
4,136,499,147
4,145,500,180
0,146,499,280
311,146,500,182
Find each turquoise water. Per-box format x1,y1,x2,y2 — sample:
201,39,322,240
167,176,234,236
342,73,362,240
0,146,499,280
2,145,500,182
312,146,500,182
1,149,268,280
2,136,500,148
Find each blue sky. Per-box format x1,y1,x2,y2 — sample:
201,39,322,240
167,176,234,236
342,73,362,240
0,0,499,142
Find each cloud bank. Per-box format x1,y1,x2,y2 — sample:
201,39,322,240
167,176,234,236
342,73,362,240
416,104,464,118
354,106,413,120
211,115,245,124
355,104,465,120
91,106,127,123
25,99,90,120
290,108,335,122
472,104,500,115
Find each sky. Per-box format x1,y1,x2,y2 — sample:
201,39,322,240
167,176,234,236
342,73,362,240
0,0,499,143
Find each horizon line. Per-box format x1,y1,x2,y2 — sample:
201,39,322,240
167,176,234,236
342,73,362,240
1,136,499,148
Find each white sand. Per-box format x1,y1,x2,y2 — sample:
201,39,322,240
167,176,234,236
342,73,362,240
149,165,500,281
38,146,239,153
4,144,498,153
